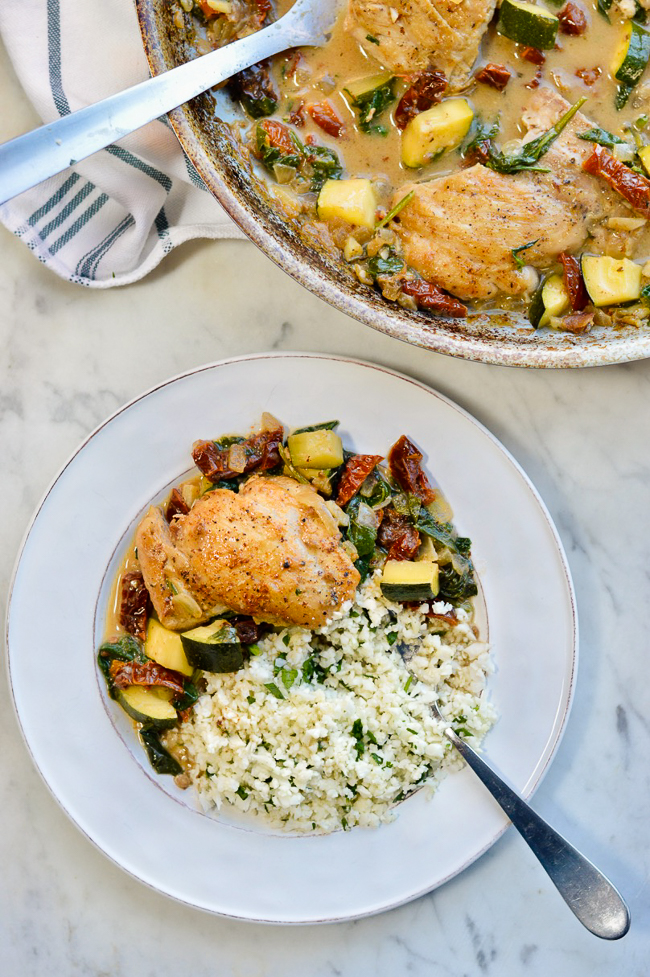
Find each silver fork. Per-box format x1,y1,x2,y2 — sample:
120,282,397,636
430,699,630,940
0,0,340,207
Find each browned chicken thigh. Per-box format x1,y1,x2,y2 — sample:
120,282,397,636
136,475,360,631
346,0,497,88
392,89,638,301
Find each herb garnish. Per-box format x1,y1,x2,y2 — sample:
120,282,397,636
578,126,625,148
466,98,586,174
511,239,539,268
374,190,414,231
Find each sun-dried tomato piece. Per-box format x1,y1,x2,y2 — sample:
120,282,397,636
229,62,277,119
561,311,594,333
583,144,650,217
307,101,345,138
576,66,601,86
376,507,421,561
475,63,511,91
193,426,283,482
253,0,272,24
558,2,587,35
558,252,589,311
230,616,268,645
197,0,217,18
119,572,150,642
401,279,468,317
166,488,190,522
526,68,542,90
109,659,186,695
394,70,447,130
336,454,384,506
289,101,306,127
520,46,546,66
257,119,297,156
388,435,435,506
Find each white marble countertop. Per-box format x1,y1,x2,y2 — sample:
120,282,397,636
1,41,649,977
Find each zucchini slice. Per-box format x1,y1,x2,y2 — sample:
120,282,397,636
581,255,642,306
497,0,559,50
317,179,377,229
343,71,393,102
380,560,440,602
401,98,474,169
145,618,193,677
287,429,344,469
612,21,650,108
181,620,244,672
639,145,650,176
116,685,178,729
539,274,570,327
528,280,546,328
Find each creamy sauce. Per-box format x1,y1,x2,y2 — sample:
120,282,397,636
270,4,645,195
182,0,650,319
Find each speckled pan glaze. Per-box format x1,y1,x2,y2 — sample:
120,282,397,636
136,0,650,368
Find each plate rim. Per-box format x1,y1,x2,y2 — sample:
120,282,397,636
5,352,578,922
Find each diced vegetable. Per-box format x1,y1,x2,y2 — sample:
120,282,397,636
497,0,559,51
344,72,395,133
528,280,546,327
380,560,440,602
638,145,650,176
581,255,642,306
181,620,244,672
401,98,474,169
145,618,193,677
116,685,178,729
317,179,377,228
539,274,571,327
287,429,344,469
612,21,650,109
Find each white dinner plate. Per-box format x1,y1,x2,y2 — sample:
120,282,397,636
6,354,577,923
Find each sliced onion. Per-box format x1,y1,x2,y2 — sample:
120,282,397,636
260,411,282,432
228,443,247,473
273,163,297,185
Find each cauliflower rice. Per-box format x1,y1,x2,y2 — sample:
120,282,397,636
169,572,497,833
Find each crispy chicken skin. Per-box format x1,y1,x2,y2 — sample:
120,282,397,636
392,89,637,301
136,476,360,630
346,0,497,88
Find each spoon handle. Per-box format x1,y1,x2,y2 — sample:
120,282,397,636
0,7,316,207
443,726,630,939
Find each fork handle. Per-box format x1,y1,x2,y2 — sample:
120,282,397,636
0,11,313,207
443,727,630,939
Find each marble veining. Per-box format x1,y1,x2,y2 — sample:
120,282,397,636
1,39,649,977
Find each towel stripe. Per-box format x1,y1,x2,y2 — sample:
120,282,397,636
46,0,70,117
38,182,95,240
27,172,80,226
107,146,172,192
76,214,136,280
49,193,109,255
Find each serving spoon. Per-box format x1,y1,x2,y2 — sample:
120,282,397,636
0,0,338,207
430,699,630,939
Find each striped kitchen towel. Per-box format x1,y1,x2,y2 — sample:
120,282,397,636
0,0,245,288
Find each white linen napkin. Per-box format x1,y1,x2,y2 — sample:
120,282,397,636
0,0,245,288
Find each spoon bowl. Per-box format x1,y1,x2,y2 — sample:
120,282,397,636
430,698,630,939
